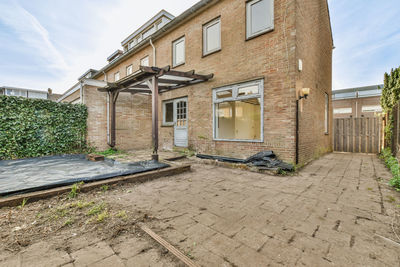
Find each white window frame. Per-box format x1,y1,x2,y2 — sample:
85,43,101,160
141,56,149,67
114,72,120,81
246,0,274,39
203,17,221,56
361,105,382,113
325,93,329,134
172,36,185,67
212,79,264,142
162,100,175,126
126,65,133,76
333,108,352,114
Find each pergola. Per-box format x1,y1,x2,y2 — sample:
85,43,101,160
97,65,214,161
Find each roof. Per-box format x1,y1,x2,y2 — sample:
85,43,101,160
121,10,175,46
57,82,80,102
332,84,384,100
78,69,99,81
92,0,218,80
0,86,48,94
106,50,123,62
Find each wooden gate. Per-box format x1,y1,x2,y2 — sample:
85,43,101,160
333,117,382,153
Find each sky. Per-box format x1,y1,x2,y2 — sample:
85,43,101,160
0,0,399,94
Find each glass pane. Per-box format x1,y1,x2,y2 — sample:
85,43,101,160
165,102,173,123
238,85,259,96
206,21,220,52
216,90,232,99
215,98,261,140
251,0,270,34
174,40,185,65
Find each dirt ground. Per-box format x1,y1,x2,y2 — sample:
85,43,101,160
0,153,399,266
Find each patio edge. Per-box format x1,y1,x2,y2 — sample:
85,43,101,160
0,164,191,208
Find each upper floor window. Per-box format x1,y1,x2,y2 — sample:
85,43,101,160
172,36,185,67
126,65,133,75
114,72,120,81
246,0,274,39
203,17,221,56
141,56,149,67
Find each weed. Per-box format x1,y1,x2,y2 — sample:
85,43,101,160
367,187,373,191
69,182,84,199
71,201,94,209
101,185,109,192
387,196,396,203
64,218,74,226
198,135,208,140
97,210,109,222
88,203,106,216
96,148,124,157
18,198,28,209
116,210,128,219
36,213,42,219
380,148,400,191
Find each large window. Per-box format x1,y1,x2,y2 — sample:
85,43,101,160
325,93,329,134
203,17,221,56
213,80,263,141
172,36,185,67
246,0,274,39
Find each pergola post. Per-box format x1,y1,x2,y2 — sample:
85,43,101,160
108,90,119,148
147,76,159,161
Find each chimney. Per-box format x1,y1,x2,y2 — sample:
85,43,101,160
48,88,53,95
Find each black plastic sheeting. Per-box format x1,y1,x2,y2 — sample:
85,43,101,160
0,154,169,196
196,151,294,171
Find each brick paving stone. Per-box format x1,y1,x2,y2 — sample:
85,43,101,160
89,255,125,267
202,233,241,258
233,227,269,251
227,245,271,266
113,237,152,260
71,241,114,266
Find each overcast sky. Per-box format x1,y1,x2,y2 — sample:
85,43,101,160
0,0,399,93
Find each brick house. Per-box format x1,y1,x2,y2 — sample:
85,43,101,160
332,84,383,119
59,0,333,164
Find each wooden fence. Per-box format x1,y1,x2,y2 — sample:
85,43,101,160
333,117,382,153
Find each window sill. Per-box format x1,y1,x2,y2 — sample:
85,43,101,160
213,138,264,143
172,62,185,69
202,48,221,58
246,28,274,42
161,124,174,128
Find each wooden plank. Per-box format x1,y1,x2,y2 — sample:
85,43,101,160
355,118,359,153
334,119,338,151
374,118,379,153
361,118,366,153
140,225,200,267
349,118,353,152
338,119,342,151
343,119,347,152
367,118,372,153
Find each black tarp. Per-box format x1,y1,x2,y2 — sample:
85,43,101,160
196,151,294,171
0,154,169,196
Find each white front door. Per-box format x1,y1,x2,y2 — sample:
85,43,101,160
174,98,188,147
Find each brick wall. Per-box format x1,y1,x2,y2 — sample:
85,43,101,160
295,0,333,164
77,0,332,163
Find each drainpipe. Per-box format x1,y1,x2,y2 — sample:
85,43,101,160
104,71,110,145
296,99,299,165
150,39,156,66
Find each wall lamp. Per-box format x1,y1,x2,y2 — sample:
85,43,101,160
299,88,310,100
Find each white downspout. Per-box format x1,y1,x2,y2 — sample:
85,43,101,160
104,71,110,144
150,39,156,66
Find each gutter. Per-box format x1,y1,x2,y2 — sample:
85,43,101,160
91,0,217,80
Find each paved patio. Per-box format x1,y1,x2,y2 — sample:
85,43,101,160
0,153,399,266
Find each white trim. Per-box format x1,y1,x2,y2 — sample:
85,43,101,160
82,79,107,87
162,99,175,126
203,17,221,56
57,83,80,102
246,0,274,39
212,79,264,142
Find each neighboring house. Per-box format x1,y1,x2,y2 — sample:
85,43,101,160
0,86,59,100
59,0,333,164
332,84,383,119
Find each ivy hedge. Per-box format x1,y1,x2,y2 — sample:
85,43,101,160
0,96,88,160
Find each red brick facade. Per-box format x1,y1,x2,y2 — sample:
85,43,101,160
62,0,333,164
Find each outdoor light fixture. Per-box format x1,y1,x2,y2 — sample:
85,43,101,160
299,88,310,100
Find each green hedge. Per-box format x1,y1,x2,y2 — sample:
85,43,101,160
0,96,88,160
